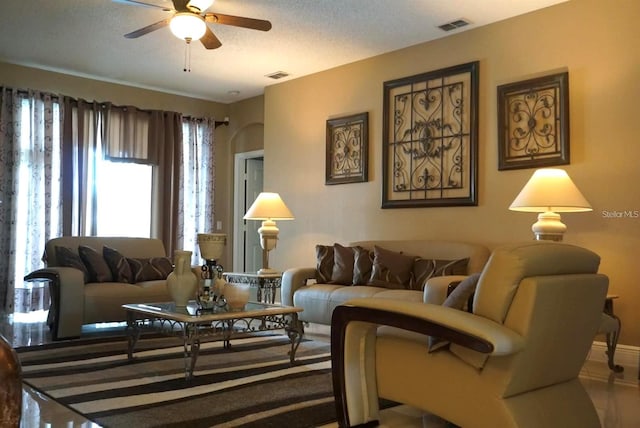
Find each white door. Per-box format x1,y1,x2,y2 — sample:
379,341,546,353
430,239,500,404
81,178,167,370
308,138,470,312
244,158,264,272
233,150,264,272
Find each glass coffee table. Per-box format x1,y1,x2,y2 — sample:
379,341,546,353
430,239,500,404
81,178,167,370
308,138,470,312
122,301,304,380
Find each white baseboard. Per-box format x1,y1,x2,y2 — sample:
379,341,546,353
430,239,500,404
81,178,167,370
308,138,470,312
590,340,639,369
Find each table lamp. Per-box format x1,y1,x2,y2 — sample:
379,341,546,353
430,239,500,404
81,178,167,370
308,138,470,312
243,192,294,274
509,168,592,241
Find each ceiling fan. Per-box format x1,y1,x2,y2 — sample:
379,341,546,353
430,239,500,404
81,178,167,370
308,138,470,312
115,0,272,50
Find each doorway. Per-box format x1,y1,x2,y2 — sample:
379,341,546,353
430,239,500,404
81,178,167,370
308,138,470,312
233,150,264,272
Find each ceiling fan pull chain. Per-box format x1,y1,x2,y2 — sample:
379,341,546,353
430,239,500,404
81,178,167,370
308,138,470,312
183,37,193,72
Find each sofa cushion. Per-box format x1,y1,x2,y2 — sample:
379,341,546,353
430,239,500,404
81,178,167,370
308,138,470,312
55,246,90,283
331,243,356,285
315,244,334,283
412,257,470,290
428,273,481,352
103,246,134,283
353,246,374,285
368,245,415,289
128,257,173,282
78,245,114,283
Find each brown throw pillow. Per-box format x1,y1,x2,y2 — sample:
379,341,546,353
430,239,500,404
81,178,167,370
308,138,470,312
330,243,356,285
353,247,374,285
128,257,173,282
367,245,415,289
54,246,90,283
427,273,481,352
78,245,114,283
315,244,334,283
103,246,134,283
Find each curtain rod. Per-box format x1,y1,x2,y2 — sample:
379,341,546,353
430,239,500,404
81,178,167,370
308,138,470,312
3,86,227,126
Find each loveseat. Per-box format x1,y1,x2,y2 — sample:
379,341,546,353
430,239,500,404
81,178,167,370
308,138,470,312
24,236,175,340
281,240,491,326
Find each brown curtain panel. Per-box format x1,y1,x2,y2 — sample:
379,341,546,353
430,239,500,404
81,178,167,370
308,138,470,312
104,104,153,163
150,111,183,256
61,98,104,237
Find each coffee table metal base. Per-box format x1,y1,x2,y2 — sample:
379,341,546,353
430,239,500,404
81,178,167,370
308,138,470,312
124,304,304,380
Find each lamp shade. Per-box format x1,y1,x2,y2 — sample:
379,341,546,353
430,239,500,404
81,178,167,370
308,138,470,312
509,169,592,213
244,192,294,220
169,13,207,41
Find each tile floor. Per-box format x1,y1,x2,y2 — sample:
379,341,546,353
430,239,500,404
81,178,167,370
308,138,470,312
2,314,639,428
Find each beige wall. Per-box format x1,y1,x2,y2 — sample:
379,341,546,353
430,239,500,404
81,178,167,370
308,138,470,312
264,0,640,346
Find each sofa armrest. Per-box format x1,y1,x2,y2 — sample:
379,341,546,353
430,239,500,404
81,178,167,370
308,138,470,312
423,275,469,304
281,267,317,307
24,267,86,340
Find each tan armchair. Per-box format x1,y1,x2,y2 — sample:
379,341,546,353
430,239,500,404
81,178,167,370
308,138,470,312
331,242,608,428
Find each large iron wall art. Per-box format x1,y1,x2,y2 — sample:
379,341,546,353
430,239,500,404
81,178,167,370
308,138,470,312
497,72,569,170
326,112,369,185
382,61,479,208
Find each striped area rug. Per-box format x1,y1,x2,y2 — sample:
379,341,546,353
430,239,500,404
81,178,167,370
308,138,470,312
17,333,338,427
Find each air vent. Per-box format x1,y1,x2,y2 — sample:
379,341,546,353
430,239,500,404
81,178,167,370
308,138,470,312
265,71,290,80
438,18,471,32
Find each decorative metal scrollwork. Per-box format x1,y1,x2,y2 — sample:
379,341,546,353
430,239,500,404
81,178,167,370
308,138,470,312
383,61,478,207
498,72,569,170
326,112,368,185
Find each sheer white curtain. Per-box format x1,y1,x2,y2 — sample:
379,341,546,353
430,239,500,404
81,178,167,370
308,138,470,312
181,117,216,263
0,88,63,312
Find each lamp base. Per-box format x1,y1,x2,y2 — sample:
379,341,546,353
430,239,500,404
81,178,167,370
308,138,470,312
257,267,280,275
532,211,566,242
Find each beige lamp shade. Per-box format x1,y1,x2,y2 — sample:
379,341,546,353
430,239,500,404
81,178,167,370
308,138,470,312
509,168,592,241
243,192,294,274
243,192,294,221
509,168,592,213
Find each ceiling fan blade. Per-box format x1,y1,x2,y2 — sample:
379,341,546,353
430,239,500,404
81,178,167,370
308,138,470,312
124,18,171,38
200,27,222,50
112,0,173,11
204,13,272,31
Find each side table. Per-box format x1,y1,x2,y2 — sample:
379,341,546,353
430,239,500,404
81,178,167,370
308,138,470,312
223,272,282,304
601,294,623,373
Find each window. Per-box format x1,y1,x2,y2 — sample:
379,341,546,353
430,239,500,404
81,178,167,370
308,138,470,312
96,160,152,237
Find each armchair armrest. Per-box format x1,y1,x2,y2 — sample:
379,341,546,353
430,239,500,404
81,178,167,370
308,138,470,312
281,267,317,306
24,267,86,340
334,298,524,356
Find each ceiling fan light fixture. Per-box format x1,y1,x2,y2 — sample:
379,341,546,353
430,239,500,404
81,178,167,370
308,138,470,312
170,13,207,41
187,0,214,13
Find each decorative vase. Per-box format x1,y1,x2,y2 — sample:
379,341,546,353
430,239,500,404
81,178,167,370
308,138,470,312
0,333,21,427
166,250,198,307
197,233,226,261
223,282,251,311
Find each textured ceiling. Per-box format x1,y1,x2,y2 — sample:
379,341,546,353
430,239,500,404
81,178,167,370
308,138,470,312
0,0,566,103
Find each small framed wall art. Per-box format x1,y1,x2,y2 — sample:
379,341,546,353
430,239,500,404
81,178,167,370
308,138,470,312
497,72,570,170
382,61,479,208
325,112,369,185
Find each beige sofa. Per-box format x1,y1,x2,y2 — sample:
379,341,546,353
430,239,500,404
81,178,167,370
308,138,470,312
24,236,174,340
281,240,491,326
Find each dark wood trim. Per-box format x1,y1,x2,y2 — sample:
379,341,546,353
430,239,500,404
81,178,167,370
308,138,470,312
23,269,62,340
331,304,493,427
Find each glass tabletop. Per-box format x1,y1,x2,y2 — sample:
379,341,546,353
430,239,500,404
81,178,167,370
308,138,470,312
122,300,301,323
